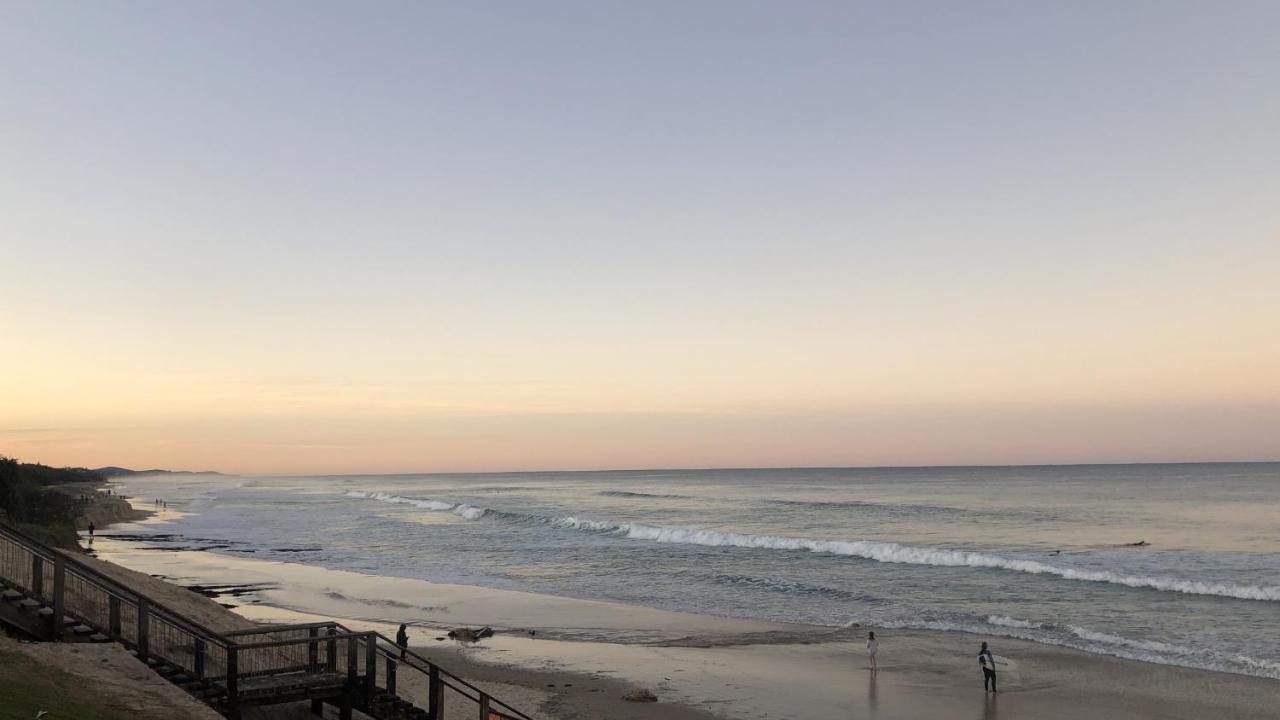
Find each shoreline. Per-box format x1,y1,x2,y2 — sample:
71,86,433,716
84,506,1280,720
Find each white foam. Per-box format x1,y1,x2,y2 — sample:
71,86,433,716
986,614,1042,629
607,523,1280,602
877,618,1280,680
342,491,1280,603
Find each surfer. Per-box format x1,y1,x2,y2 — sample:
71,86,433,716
978,641,998,693
1123,540,1150,547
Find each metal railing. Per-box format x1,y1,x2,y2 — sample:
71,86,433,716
0,522,533,720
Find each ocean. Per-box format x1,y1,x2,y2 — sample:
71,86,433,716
104,462,1280,680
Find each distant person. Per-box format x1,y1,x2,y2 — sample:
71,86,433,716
396,623,409,660
866,631,879,671
88,522,95,539
978,641,997,693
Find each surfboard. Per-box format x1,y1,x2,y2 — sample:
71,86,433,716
991,654,1019,672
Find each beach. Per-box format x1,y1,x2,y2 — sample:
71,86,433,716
85,515,1280,720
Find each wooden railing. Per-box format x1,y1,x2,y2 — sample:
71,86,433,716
224,621,533,720
0,523,532,720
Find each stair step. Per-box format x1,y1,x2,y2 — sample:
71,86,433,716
71,624,94,635
37,607,53,617
89,633,110,643
1,589,23,601
18,598,41,610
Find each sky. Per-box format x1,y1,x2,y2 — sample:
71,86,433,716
1,2,1278,474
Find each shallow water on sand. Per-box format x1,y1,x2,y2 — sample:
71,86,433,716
104,463,1280,680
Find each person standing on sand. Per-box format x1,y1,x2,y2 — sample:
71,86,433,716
88,522,95,539
979,641,997,693
866,631,879,671
396,623,409,660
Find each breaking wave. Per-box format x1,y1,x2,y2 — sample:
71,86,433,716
342,491,1280,602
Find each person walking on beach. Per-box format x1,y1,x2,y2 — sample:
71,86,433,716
88,522,95,540
396,623,409,660
978,641,997,693
866,631,879,671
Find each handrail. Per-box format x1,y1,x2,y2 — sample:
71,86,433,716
0,523,230,647
233,631,369,651
0,521,533,720
224,620,337,637
363,629,533,720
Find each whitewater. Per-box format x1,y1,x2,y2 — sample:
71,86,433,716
344,490,1280,602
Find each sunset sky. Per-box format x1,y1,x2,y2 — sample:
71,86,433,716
2,2,1278,474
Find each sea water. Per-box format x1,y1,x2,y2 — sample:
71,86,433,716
105,463,1280,679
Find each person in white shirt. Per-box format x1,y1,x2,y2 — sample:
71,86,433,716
867,631,879,671
979,641,997,692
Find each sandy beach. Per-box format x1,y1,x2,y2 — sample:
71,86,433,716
82,519,1280,720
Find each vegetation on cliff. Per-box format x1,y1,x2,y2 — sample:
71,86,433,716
0,456,99,547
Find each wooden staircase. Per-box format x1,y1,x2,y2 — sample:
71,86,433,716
0,522,530,720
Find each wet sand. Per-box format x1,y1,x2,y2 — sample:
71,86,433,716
84,524,1280,720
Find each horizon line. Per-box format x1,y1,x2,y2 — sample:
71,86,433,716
97,458,1280,479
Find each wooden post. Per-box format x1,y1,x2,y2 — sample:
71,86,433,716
307,626,319,671
429,664,443,718
385,656,397,697
364,633,376,694
342,638,355,720
194,637,206,679
326,628,337,671
51,557,65,642
136,598,150,662
309,626,323,716
108,595,121,639
480,693,491,720
226,645,239,720
31,556,43,598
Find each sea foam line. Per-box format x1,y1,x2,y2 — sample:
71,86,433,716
876,616,1280,680
342,491,1280,602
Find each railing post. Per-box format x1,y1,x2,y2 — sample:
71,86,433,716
307,626,319,671
326,628,337,671
226,644,239,720
137,598,150,662
194,637,206,679
108,595,121,639
364,633,376,694
31,556,43,598
429,664,443,718
51,557,65,642
480,693,491,720
385,655,397,696
343,638,357,720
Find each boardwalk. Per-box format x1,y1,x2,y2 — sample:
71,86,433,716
0,523,530,720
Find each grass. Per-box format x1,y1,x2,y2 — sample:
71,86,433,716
0,646,137,720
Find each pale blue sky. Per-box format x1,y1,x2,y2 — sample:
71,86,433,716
2,2,1278,472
